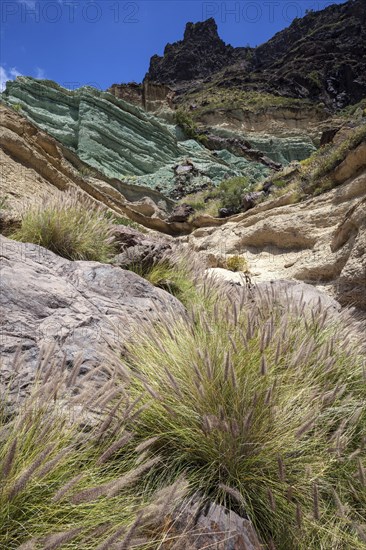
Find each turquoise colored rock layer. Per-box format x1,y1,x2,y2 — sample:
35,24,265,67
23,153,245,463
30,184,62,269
2,78,270,197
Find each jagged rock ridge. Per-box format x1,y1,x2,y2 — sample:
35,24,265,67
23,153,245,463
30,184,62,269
145,0,366,109
147,18,246,85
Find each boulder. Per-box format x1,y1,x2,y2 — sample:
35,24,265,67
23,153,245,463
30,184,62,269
320,127,341,146
0,210,20,236
241,191,264,212
113,243,171,271
167,204,195,223
127,196,168,219
112,225,172,270
171,500,262,549
219,207,237,218
0,235,184,398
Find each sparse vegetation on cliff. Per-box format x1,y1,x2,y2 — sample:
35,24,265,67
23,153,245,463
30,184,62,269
175,110,208,144
179,87,319,119
269,122,366,201
181,175,252,218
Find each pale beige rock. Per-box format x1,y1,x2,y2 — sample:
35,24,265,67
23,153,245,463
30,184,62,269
185,167,366,309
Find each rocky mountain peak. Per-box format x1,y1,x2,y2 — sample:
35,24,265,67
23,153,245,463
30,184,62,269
145,0,366,108
146,18,243,85
183,18,220,42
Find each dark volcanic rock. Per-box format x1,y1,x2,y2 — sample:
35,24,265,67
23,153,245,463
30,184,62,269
145,0,366,109
320,127,341,147
112,225,171,270
146,18,247,85
204,133,282,171
167,203,195,223
241,192,265,212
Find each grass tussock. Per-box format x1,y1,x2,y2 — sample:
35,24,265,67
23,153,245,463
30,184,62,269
126,248,207,309
11,188,117,262
224,255,249,273
125,283,366,549
0,354,192,549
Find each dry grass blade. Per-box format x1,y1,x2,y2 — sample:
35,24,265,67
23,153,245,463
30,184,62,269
52,473,84,502
1,437,17,480
8,445,54,500
42,528,82,550
97,433,133,465
107,456,161,498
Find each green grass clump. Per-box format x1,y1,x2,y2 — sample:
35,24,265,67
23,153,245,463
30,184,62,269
11,103,22,112
179,188,221,218
126,285,366,549
180,176,253,217
127,251,201,309
11,188,117,262
0,359,189,549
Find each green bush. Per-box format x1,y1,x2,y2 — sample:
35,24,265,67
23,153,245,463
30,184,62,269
126,285,366,549
11,188,117,262
11,103,22,112
179,189,221,218
218,176,250,211
175,110,208,144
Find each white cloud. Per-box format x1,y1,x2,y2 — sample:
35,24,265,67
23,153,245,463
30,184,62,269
35,67,46,79
0,66,22,92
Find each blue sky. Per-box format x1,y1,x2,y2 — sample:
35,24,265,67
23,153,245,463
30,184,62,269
1,0,347,91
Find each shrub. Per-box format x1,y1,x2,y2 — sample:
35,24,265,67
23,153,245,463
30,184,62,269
180,189,221,218
224,255,249,272
126,284,366,549
11,103,22,112
175,110,208,144
218,176,250,211
11,188,117,262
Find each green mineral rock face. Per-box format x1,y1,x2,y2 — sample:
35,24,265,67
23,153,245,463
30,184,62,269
2,77,269,198
210,127,316,165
